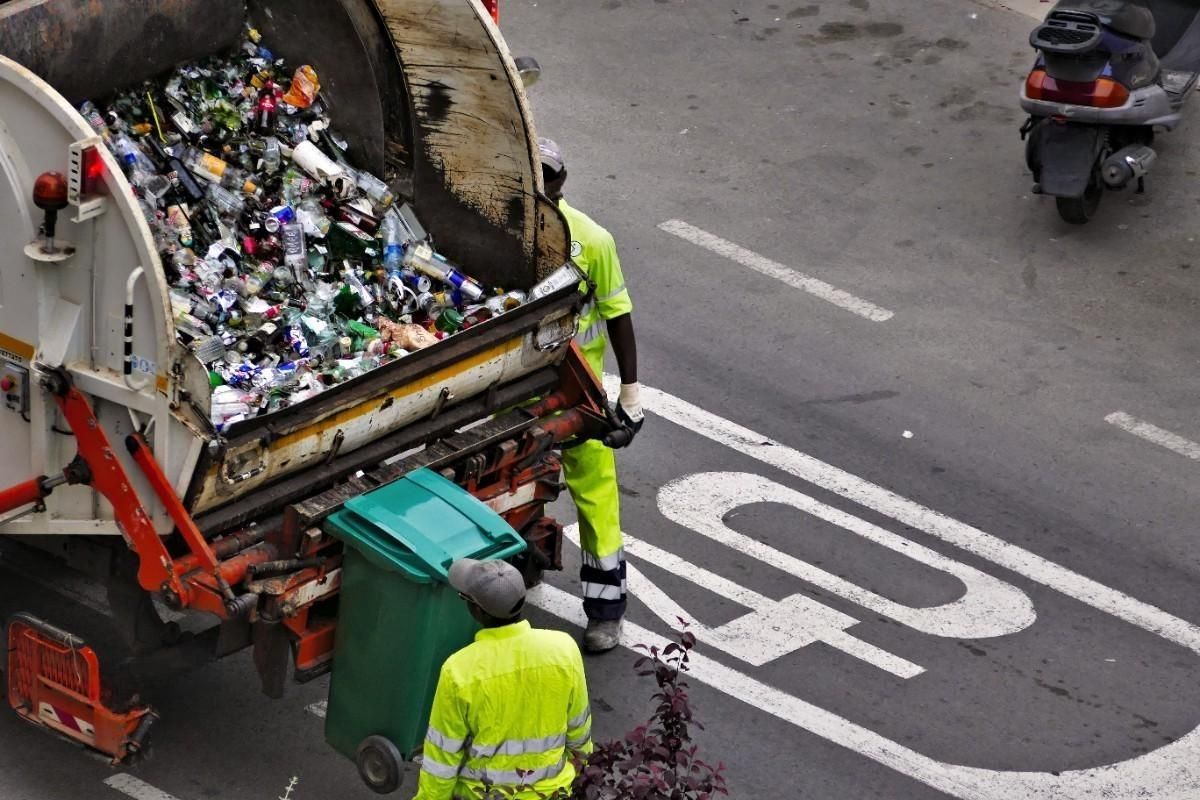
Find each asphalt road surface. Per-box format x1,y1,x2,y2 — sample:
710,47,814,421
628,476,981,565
5,0,1200,798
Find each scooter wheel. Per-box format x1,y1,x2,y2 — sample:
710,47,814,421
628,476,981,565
1055,181,1103,225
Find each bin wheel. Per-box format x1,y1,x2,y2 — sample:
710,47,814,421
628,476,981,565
356,735,404,794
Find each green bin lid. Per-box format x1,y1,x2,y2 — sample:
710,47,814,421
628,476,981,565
324,468,526,583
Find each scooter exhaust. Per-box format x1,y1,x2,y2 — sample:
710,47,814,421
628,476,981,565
1101,145,1157,189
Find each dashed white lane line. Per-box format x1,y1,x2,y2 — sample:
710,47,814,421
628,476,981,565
1106,412,1200,461
306,700,328,719
104,774,183,800
657,219,895,322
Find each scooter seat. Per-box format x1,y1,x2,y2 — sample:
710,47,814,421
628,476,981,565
1050,0,1156,41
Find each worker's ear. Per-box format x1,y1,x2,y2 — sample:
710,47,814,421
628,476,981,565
543,167,567,198
466,600,488,625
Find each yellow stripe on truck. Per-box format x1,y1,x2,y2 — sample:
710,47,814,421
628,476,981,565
251,337,521,455
0,331,35,361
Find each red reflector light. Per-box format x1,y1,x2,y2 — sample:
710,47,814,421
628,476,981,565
84,147,105,181
82,146,105,195
1025,69,1130,109
481,0,499,23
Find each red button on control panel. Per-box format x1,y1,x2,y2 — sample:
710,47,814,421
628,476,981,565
0,377,13,392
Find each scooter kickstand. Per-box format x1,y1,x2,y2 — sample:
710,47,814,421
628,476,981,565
1136,176,1146,194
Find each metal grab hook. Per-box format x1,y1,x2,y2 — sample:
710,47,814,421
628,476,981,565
123,266,151,391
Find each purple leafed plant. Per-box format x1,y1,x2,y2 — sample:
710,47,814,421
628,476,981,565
571,622,728,800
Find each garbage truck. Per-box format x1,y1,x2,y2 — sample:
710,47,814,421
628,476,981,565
0,0,622,788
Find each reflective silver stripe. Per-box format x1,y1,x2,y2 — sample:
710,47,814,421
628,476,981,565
582,582,623,600
582,548,624,572
597,284,627,302
469,733,566,759
575,320,604,347
426,726,466,754
461,757,567,785
421,755,462,780
567,713,592,750
567,708,592,730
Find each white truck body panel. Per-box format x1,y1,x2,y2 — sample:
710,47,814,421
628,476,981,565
0,0,575,537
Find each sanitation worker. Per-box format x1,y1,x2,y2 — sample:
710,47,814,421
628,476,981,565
414,558,593,800
539,137,643,654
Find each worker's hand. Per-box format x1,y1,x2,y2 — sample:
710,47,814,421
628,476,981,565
612,382,644,445
617,382,644,429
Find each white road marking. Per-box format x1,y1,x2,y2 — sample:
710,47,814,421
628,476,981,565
574,375,1200,797
530,582,1200,799
306,700,328,719
657,219,895,322
1106,412,1200,461
605,374,1200,654
566,524,924,677
104,774,184,800
659,471,1036,639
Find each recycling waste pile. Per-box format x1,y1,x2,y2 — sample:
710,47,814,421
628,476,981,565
85,26,549,432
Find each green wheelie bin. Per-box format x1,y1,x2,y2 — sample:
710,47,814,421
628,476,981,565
322,467,527,794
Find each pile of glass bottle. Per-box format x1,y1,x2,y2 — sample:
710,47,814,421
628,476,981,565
85,27,530,432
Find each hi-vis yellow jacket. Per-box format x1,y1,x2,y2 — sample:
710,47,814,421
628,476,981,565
414,621,594,800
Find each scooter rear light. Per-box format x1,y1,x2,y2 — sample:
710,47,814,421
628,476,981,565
1025,69,1130,109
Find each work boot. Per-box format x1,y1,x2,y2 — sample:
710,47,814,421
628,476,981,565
583,618,622,654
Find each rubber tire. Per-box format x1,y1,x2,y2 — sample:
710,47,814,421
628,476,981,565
356,735,404,795
1056,180,1103,225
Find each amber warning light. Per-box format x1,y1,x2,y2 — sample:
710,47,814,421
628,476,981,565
33,171,69,254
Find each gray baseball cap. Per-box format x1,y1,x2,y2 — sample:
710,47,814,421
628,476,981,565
449,558,526,619
538,137,565,174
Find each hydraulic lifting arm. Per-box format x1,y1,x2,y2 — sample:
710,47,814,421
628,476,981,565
0,368,265,618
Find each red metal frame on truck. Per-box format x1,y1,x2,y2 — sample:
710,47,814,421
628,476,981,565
0,345,614,762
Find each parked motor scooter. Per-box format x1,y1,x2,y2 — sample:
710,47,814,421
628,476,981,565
1019,0,1200,224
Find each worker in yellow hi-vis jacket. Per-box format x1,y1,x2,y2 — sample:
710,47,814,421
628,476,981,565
414,558,593,800
539,137,643,654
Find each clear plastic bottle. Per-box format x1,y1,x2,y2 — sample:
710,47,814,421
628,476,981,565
355,170,395,210
206,184,246,218
113,133,157,175
281,168,315,206
381,212,405,275
174,310,212,341
262,136,282,174
80,102,112,141
184,147,260,195
297,199,332,237
344,268,375,308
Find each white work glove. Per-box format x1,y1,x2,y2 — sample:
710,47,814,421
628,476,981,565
617,382,644,432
